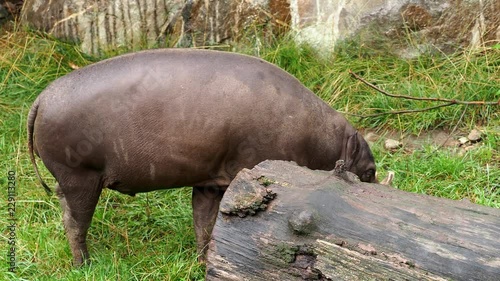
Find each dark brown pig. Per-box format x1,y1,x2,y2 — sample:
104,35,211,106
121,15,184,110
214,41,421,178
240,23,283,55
27,49,377,266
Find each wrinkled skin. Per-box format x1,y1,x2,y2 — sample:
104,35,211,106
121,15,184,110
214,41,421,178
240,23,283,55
27,49,377,266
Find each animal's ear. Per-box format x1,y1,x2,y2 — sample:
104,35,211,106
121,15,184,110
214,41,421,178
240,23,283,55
345,132,359,169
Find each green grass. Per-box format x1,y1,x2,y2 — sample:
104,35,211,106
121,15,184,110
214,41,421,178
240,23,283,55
254,37,499,134
372,139,499,207
6,190,202,280
1,27,498,280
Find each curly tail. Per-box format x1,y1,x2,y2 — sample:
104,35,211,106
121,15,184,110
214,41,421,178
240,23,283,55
27,97,52,196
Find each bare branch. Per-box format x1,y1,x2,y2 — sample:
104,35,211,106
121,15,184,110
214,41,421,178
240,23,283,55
349,70,500,106
427,105,468,156
344,102,456,118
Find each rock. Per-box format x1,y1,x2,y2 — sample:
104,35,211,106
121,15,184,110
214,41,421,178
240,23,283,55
20,0,281,54
364,132,380,143
20,0,499,55
384,139,402,150
467,129,482,142
458,137,469,145
21,0,185,54
289,0,499,56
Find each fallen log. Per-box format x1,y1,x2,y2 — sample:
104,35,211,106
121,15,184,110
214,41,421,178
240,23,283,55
206,160,500,281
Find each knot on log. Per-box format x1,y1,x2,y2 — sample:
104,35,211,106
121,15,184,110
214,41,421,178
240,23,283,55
332,160,360,183
288,209,318,235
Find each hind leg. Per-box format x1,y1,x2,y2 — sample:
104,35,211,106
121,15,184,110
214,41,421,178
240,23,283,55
56,170,103,266
192,185,226,263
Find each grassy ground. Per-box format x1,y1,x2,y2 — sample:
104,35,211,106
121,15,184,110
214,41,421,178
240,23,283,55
1,27,498,280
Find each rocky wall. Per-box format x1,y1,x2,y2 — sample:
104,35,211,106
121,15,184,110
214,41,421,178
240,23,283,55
18,0,500,55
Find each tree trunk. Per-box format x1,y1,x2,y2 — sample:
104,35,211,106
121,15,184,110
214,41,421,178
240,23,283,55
206,160,500,281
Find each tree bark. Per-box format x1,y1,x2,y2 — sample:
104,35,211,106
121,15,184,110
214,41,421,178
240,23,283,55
206,160,500,281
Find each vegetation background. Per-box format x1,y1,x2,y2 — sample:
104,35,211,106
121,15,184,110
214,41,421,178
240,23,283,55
1,21,498,280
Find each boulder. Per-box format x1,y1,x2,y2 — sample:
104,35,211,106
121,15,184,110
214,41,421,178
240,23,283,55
20,0,286,54
290,0,500,57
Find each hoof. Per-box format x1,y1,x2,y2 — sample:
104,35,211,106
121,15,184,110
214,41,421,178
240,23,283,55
73,257,91,267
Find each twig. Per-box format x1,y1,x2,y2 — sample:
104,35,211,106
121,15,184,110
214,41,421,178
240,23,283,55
349,70,500,106
344,102,456,118
427,104,468,156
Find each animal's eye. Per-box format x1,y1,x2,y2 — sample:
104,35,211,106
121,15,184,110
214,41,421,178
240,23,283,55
361,169,375,182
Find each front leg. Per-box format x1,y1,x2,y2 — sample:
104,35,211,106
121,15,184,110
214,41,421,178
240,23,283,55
192,185,226,263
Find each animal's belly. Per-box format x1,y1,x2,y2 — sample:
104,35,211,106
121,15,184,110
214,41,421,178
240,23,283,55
101,145,234,195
